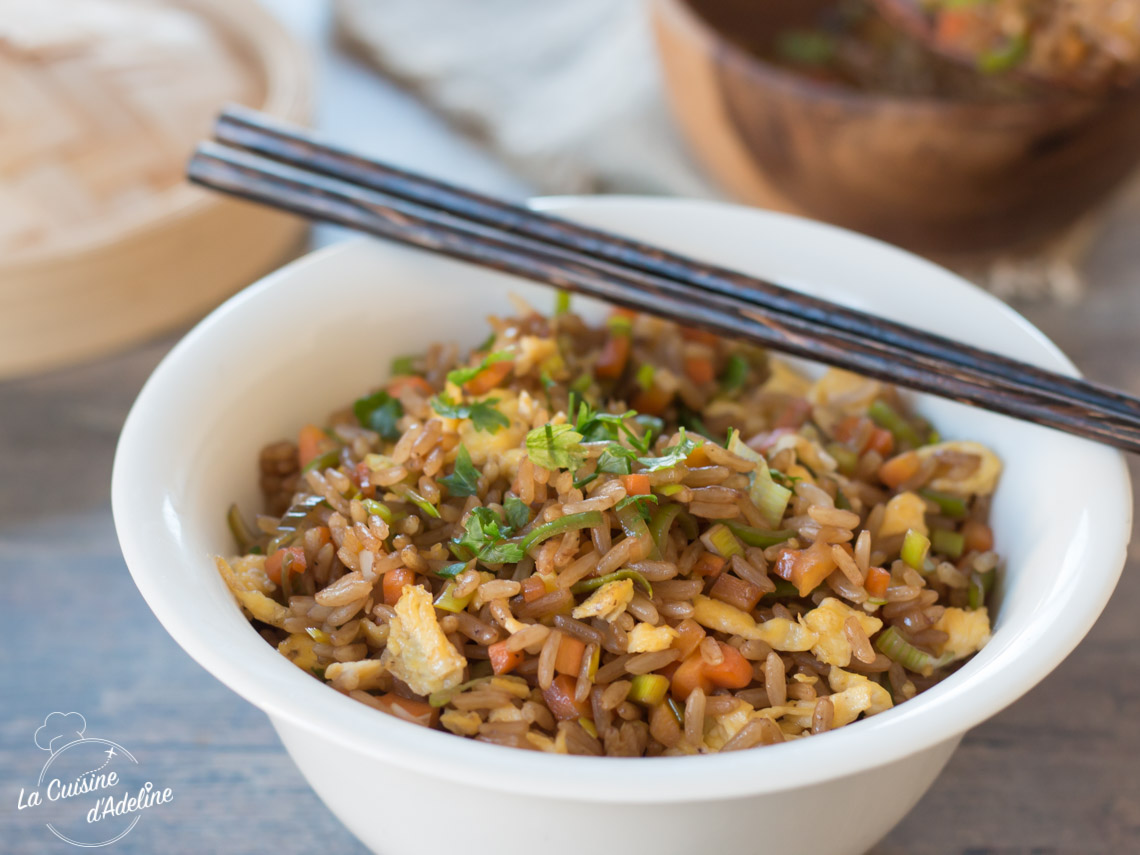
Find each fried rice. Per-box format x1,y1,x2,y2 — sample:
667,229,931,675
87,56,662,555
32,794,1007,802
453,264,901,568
217,299,999,757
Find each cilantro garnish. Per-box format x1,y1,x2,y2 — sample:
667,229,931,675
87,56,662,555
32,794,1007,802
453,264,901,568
446,350,513,387
504,495,530,530
615,493,659,522
438,445,481,497
525,423,586,471
430,394,510,434
353,390,403,441
390,355,420,376
637,429,702,472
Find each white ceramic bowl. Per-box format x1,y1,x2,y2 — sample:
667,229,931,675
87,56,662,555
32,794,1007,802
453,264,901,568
112,198,1132,855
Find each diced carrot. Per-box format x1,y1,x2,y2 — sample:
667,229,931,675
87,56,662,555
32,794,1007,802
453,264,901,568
773,542,835,597
464,358,514,395
671,652,711,701
671,618,707,659
383,567,416,606
935,9,972,44
879,451,920,489
520,575,547,603
692,552,726,578
621,473,651,496
631,384,673,416
680,326,719,346
865,566,891,599
611,307,638,321
866,427,895,458
554,636,587,677
265,546,306,585
683,355,716,386
595,334,631,380
962,520,994,553
709,573,764,612
488,640,525,675
703,642,753,690
297,424,328,468
387,375,434,398
312,526,332,549
542,674,591,720
373,693,438,728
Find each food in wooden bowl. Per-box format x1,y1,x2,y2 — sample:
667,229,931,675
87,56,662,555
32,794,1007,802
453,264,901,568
650,0,1140,258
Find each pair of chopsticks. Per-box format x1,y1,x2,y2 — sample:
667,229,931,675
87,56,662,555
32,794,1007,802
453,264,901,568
188,105,1140,455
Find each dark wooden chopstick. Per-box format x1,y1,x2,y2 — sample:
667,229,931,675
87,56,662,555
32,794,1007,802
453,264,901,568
213,104,1140,425
187,140,1140,454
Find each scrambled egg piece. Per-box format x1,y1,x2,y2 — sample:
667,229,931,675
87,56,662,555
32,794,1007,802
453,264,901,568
703,702,755,752
809,369,882,433
230,554,275,594
802,598,884,667
458,391,528,464
933,606,992,663
326,659,388,692
440,710,481,737
827,667,893,727
878,491,928,539
691,596,818,651
216,557,289,628
278,633,319,672
572,579,634,621
916,441,1002,496
381,585,466,696
627,622,679,653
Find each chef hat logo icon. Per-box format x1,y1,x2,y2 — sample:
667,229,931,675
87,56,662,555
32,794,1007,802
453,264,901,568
34,712,87,755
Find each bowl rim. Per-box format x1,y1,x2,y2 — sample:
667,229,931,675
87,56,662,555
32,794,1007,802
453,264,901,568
651,0,1098,115
112,196,1132,802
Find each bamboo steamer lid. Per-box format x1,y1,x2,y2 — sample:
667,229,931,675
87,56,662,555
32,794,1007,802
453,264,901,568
0,0,311,379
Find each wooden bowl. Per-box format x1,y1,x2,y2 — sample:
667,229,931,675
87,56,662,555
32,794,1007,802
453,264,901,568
0,0,311,380
650,0,1140,260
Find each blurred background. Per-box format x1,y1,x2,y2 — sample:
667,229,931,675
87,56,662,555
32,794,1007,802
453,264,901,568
3,1,1138,852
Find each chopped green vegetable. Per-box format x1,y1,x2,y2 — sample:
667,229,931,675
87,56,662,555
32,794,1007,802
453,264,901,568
628,674,669,706
438,444,481,497
931,528,965,560
706,523,744,559
635,363,655,391
362,498,394,523
750,465,793,529
267,494,328,553
577,716,598,738
435,561,469,579
977,32,1029,74
434,579,475,613
353,390,404,441
719,353,749,396
901,528,931,571
227,503,260,553
570,569,652,598
525,423,586,471
876,626,950,675
826,442,858,476
666,697,685,725
396,485,441,519
446,350,514,387
677,403,709,437
430,394,510,434
657,483,685,497
305,627,331,644
764,578,803,600
607,314,632,335
968,568,995,610
476,510,605,565
504,495,530,530
648,503,683,553
311,667,326,680
300,448,341,475
775,28,836,65
869,399,922,450
453,506,511,561
429,675,493,708
637,429,702,472
390,355,419,376
615,493,658,521
554,290,571,315
920,488,969,519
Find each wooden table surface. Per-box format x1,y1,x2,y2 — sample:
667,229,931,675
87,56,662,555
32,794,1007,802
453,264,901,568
2,4,1137,854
